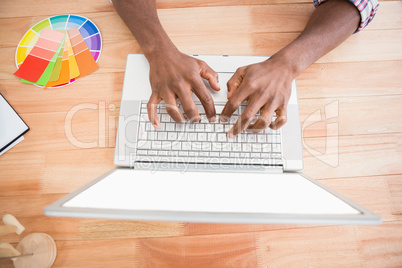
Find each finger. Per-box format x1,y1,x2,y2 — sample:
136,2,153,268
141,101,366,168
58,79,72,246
226,68,244,99
228,100,261,137
270,106,288,130
176,88,200,122
247,104,275,133
162,91,186,123
200,61,220,91
192,79,216,122
220,82,250,122
147,91,162,129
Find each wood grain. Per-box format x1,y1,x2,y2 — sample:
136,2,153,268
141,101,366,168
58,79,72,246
0,0,401,267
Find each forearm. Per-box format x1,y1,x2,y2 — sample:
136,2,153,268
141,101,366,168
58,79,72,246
113,0,176,61
272,0,360,78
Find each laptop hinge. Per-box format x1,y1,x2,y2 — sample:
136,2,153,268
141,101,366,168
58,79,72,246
133,161,283,173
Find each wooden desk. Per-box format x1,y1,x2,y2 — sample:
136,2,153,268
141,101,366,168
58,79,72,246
1,0,401,266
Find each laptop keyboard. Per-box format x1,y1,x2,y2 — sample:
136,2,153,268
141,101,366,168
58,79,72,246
136,102,283,166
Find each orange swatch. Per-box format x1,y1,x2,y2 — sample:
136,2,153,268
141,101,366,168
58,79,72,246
45,39,70,88
67,27,98,78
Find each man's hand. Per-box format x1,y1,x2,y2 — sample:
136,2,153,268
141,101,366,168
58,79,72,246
221,57,293,137
147,51,220,129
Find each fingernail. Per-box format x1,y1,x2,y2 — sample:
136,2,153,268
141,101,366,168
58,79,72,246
153,124,159,129
209,116,216,122
221,117,227,122
228,132,235,139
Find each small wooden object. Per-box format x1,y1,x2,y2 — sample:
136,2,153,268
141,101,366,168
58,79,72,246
0,243,21,261
13,233,57,268
0,214,25,236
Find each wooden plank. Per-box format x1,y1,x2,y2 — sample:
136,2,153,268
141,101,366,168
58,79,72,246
0,151,46,196
299,95,402,137
303,133,402,180
132,232,259,267
256,225,361,267
354,222,402,268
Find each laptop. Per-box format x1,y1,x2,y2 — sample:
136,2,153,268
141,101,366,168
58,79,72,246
44,54,381,225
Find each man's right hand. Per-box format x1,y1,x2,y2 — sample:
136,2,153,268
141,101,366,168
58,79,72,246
146,50,220,129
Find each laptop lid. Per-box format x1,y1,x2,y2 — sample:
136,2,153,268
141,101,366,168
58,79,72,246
44,169,381,225
0,93,29,153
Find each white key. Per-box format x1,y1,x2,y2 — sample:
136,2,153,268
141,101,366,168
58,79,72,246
205,124,214,132
169,151,179,156
148,132,156,140
220,152,230,157
252,143,261,152
166,123,175,131
199,152,209,157
172,142,181,150
176,123,185,132
232,143,241,152
146,123,153,131
247,134,256,143
158,151,168,156
210,152,219,157
217,133,227,142
137,150,147,155
261,153,271,158
230,152,240,158
151,141,161,149
224,125,231,132
161,113,170,122
208,133,217,142
188,133,197,141
272,144,281,153
201,142,211,151
158,132,167,140
240,152,250,158
168,132,177,141
211,142,222,151
189,152,197,156
200,115,209,123
262,143,272,152
221,142,231,151
182,142,191,150
137,140,151,149
195,124,204,131
191,142,202,151
177,133,187,141
185,124,195,132
179,151,188,156
242,144,251,152
239,134,247,142
251,153,260,158
257,135,266,143
148,150,157,156
198,133,207,141
215,124,224,132
162,141,171,150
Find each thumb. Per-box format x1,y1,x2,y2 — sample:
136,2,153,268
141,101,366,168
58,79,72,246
200,62,220,91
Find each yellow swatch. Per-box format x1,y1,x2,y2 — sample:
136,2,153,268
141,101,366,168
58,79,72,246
66,36,80,79
48,42,64,81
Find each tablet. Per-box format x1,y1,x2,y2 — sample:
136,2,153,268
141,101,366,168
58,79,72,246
0,93,29,153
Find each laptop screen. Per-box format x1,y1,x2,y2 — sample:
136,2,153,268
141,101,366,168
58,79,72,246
63,169,360,215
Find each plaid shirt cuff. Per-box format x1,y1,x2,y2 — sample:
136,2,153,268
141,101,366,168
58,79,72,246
313,0,379,32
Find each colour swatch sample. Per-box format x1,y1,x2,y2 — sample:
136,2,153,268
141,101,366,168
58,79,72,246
68,27,98,78
14,28,65,83
65,36,80,79
15,15,102,88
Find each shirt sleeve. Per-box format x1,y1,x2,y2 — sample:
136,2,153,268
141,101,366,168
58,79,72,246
313,0,379,32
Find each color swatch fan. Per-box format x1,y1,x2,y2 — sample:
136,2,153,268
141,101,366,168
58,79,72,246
15,15,102,88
